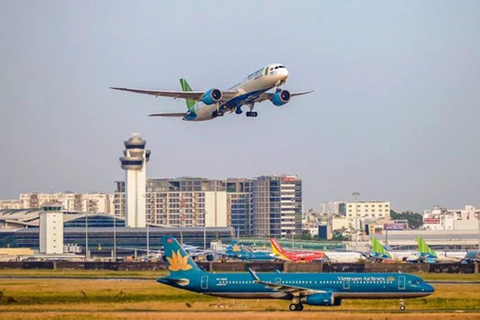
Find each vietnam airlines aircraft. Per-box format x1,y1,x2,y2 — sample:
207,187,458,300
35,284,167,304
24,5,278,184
224,240,276,261
110,63,312,121
270,238,326,262
158,236,434,311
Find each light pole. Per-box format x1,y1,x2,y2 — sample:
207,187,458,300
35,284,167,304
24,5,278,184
146,217,150,256
113,214,116,261
352,192,361,249
85,211,89,260
204,211,207,250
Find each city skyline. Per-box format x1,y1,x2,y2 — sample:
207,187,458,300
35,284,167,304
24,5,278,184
1,2,479,212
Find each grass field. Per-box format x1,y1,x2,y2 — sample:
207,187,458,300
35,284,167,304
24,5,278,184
1,270,479,319
1,269,480,281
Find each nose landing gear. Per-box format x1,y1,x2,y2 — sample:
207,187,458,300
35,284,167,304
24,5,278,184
399,299,406,311
289,303,303,311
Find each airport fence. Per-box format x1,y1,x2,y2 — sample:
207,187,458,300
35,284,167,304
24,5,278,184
0,261,477,273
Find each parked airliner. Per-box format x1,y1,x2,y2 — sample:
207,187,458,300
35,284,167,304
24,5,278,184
111,63,312,121
270,238,327,262
223,240,276,261
157,236,434,311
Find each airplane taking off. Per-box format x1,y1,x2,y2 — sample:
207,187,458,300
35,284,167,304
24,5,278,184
158,236,434,311
110,63,312,121
270,238,327,262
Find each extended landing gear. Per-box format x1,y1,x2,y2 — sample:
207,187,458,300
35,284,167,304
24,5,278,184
246,103,258,117
289,303,303,311
399,299,406,311
212,110,224,118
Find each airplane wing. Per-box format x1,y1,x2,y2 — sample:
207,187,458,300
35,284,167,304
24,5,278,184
247,268,326,297
149,113,187,117
253,90,314,103
110,87,238,101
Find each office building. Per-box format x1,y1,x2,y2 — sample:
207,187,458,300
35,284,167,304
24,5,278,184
252,175,302,237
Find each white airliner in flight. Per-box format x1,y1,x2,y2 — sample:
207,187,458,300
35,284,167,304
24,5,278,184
111,63,312,121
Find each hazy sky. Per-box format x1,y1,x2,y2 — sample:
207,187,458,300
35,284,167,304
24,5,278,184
1,1,479,212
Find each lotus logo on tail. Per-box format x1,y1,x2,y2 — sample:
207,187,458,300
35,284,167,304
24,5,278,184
167,250,193,272
232,244,241,252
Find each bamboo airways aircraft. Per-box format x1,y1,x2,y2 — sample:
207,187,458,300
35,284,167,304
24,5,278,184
110,63,312,121
158,236,434,311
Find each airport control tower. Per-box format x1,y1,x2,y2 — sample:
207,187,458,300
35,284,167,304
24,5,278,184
120,134,151,228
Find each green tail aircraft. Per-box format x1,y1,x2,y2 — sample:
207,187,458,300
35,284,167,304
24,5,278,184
157,236,434,311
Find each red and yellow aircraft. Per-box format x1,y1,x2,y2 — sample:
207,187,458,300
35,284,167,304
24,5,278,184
270,238,326,263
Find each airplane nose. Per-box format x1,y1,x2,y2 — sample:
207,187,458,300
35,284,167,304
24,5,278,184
281,68,289,80
424,283,435,293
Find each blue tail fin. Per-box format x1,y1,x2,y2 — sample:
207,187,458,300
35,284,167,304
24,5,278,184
226,240,244,254
162,236,204,275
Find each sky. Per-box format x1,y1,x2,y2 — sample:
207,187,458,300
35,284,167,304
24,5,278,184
1,1,479,212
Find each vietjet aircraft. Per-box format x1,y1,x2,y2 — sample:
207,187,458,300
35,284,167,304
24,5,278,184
158,236,434,311
110,63,312,121
270,238,327,263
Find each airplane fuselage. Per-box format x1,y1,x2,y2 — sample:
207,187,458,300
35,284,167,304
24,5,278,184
185,64,289,121
158,272,434,301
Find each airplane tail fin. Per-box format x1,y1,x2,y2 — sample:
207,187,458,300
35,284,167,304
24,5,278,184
226,240,244,254
161,236,205,275
179,78,196,112
270,238,289,260
371,237,387,255
417,237,437,257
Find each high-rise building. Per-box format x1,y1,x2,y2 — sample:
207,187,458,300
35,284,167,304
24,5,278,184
144,177,227,227
252,175,302,237
16,192,113,214
226,178,253,236
113,175,301,237
119,134,151,228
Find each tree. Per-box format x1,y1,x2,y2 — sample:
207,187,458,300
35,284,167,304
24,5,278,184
390,210,423,229
300,230,312,240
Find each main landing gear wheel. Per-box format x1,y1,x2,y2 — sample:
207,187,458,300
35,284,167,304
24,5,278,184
399,299,406,311
246,111,258,117
289,303,303,311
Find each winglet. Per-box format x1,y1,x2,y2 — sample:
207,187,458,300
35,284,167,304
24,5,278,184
247,267,260,282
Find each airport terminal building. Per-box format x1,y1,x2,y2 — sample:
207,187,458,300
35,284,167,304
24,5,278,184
0,208,234,253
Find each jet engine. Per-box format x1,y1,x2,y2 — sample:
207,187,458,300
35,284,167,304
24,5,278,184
206,254,215,261
201,88,223,105
270,89,291,106
303,292,335,306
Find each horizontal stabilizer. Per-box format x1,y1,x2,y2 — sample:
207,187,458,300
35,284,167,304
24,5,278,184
149,113,187,117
